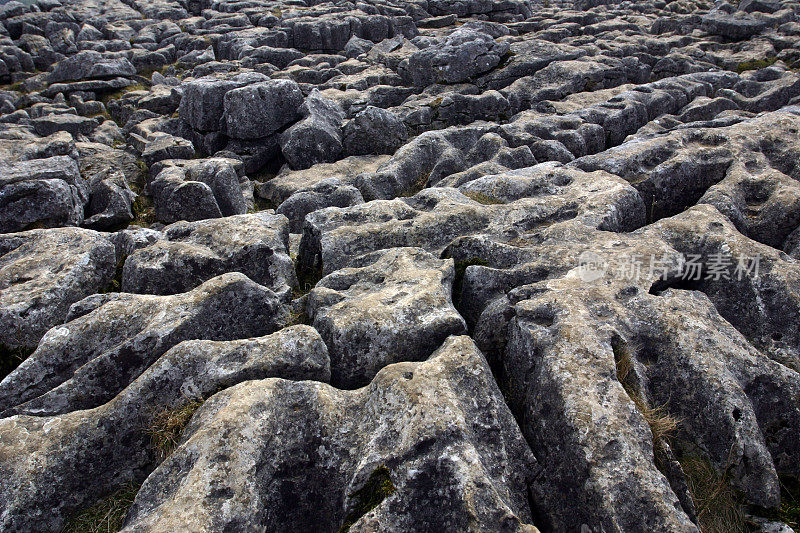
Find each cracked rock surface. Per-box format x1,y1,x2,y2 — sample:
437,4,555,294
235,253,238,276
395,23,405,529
1,0,800,531
121,336,537,533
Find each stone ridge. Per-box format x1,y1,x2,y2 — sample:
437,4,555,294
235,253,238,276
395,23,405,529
0,0,799,531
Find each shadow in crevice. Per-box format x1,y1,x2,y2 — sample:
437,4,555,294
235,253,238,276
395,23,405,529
648,273,703,296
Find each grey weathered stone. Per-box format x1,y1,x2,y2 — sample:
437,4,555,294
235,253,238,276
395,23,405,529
2,0,800,528
32,113,99,136
256,154,388,207
476,38,585,90
399,28,510,86
0,156,87,233
109,227,163,262
240,45,304,68
0,272,290,417
573,110,800,229
367,36,419,70
645,204,800,375
178,72,268,132
701,10,767,39
460,204,800,528
90,118,126,146
0,228,114,351
120,336,538,532
122,212,296,299
141,134,196,167
738,0,781,12
223,79,304,139
504,56,651,112
300,166,645,275
0,1,27,19
276,178,363,233
149,159,247,224
279,90,345,170
353,124,495,200
0,131,74,163
307,247,467,387
0,326,329,532
83,169,136,230
344,34,372,58
149,166,223,223
343,105,407,155
177,47,216,68
49,50,136,83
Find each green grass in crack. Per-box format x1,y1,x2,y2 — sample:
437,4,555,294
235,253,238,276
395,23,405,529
735,57,779,73
287,308,311,326
755,476,800,531
339,466,396,532
98,83,147,105
777,480,800,531
62,482,141,533
101,255,127,294
248,195,278,213
463,191,505,205
129,194,156,228
138,62,180,80
294,260,324,298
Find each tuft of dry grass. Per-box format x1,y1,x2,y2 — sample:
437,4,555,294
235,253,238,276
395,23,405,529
612,338,747,531
62,482,140,533
612,338,680,445
633,395,680,444
614,341,634,382
679,455,746,533
146,399,204,461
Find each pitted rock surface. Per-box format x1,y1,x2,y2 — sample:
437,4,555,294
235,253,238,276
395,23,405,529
1,0,800,531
